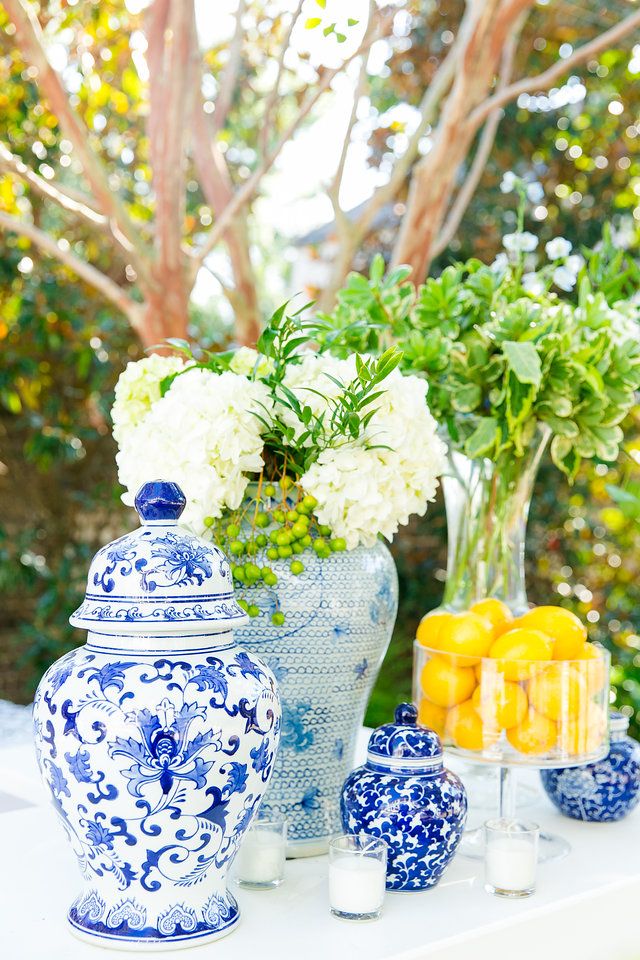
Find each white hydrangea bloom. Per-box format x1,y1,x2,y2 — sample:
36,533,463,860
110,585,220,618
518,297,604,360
503,231,538,254
116,368,272,531
278,351,356,445
229,347,274,378
545,237,572,260
301,371,446,549
111,355,185,445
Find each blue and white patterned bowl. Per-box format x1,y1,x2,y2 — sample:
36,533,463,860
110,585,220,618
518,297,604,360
340,703,467,890
541,712,640,822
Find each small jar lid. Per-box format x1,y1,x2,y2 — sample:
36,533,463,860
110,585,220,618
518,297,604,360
610,711,630,735
70,480,248,636
366,703,443,773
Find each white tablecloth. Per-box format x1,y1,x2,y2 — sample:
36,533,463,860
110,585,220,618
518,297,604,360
0,715,638,960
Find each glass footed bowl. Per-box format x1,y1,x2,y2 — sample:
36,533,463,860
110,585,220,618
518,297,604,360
412,640,611,769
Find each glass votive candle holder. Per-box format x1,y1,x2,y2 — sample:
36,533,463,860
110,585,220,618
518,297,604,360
233,810,287,889
484,817,539,898
328,834,388,921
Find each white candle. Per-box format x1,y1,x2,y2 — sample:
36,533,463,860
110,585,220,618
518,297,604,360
329,855,386,916
485,836,536,892
235,829,285,885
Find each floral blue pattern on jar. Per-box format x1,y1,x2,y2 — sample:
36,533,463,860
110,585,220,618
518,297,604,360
340,703,467,890
32,480,281,950
541,712,640,822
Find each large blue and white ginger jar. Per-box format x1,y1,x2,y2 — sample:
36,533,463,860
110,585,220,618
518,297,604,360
32,480,281,950
340,703,467,890
541,712,640,822
237,541,397,856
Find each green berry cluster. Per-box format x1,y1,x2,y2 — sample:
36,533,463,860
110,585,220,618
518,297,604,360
206,475,347,626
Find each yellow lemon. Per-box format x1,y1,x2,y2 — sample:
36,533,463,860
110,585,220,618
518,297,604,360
489,628,553,681
437,611,493,666
470,598,514,638
420,656,477,708
558,703,607,758
528,663,587,722
472,679,528,730
445,700,486,751
416,611,453,650
518,605,587,660
417,698,447,736
507,711,557,756
573,643,608,695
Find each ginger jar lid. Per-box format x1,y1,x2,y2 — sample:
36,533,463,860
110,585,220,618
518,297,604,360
70,480,249,636
366,703,443,773
610,711,630,736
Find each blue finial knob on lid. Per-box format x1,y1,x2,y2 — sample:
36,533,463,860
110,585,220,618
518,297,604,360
366,701,443,768
134,480,186,523
395,702,418,726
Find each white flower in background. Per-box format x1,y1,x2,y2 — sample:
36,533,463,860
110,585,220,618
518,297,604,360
611,217,635,250
500,171,518,194
525,181,544,203
301,371,446,549
503,231,538,255
111,355,185,445
565,254,585,276
604,303,640,345
115,368,272,531
522,272,545,296
229,346,274,378
278,351,356,445
553,266,577,292
545,237,572,260
490,252,509,274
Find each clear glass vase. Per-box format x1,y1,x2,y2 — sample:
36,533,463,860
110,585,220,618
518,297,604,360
440,423,551,615
412,423,610,861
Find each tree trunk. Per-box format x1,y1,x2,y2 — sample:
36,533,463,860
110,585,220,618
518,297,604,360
392,0,534,281
391,129,473,281
192,111,261,346
138,283,190,350
217,210,261,347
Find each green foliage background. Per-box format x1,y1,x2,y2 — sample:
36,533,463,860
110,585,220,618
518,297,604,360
1,0,640,740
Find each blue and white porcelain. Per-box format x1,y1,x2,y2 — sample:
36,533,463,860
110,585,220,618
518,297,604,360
340,703,467,890
33,480,281,950
541,712,640,822
237,542,398,856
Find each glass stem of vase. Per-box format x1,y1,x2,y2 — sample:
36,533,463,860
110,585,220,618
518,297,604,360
441,424,551,614
497,766,517,820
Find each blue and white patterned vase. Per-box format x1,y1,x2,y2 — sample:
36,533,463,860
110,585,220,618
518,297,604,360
32,480,281,950
237,542,398,856
340,703,467,890
541,712,640,822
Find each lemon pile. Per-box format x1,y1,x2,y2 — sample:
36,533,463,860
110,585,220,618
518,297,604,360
415,600,607,759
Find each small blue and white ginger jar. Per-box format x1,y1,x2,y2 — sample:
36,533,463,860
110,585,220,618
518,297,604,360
340,703,467,890
541,712,640,822
32,480,281,950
